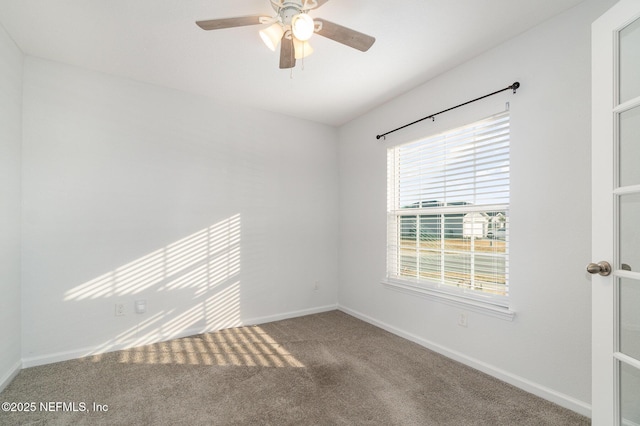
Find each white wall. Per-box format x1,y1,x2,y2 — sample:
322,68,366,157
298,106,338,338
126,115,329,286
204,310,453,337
337,0,616,415
20,57,339,365
0,23,23,391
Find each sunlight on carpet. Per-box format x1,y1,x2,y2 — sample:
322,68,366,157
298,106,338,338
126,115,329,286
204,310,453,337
81,325,304,368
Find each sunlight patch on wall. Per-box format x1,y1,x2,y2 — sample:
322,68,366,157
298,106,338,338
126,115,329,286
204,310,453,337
158,282,242,340
62,214,244,356
64,214,241,301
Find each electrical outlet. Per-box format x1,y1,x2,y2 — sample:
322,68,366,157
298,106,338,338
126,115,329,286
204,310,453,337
458,313,468,328
314,281,319,291
115,303,125,316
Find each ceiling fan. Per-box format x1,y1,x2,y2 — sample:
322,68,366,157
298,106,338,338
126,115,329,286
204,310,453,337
196,0,376,69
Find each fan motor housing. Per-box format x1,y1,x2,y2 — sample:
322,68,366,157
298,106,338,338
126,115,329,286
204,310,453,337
274,0,305,25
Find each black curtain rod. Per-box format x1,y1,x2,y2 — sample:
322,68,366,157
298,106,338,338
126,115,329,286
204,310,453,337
376,81,520,140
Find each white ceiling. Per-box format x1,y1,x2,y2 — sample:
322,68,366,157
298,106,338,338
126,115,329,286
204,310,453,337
0,0,585,126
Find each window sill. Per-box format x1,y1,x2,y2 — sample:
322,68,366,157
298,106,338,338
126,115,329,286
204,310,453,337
381,279,516,321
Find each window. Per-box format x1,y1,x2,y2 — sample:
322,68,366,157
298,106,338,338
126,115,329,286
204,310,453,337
386,111,510,312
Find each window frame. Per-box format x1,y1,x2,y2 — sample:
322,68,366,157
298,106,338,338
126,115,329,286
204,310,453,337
383,111,515,320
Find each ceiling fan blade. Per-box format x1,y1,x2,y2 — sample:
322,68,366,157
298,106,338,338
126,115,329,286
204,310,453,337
314,18,375,52
279,35,296,69
196,16,264,31
308,0,330,9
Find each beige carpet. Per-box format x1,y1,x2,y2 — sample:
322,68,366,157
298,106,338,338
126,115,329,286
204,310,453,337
1,310,588,425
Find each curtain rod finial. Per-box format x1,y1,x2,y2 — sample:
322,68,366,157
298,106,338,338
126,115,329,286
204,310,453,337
512,82,520,93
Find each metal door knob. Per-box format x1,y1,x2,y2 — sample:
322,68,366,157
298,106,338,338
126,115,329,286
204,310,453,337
587,261,612,276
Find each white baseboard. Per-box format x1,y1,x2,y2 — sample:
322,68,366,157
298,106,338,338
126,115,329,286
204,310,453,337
242,304,339,326
0,360,22,393
337,304,592,418
22,304,339,369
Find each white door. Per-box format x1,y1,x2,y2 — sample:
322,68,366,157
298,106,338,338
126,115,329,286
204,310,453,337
592,0,640,424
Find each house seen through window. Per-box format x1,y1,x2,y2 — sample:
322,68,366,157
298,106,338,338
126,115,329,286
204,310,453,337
386,111,510,306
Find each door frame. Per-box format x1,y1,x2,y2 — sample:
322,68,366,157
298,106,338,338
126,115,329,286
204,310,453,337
592,1,640,424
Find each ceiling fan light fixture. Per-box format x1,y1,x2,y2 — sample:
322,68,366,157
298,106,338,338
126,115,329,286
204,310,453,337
195,0,376,69
291,13,314,41
259,23,284,51
293,38,314,59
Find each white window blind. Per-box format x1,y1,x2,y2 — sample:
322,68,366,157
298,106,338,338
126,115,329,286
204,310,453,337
387,111,510,305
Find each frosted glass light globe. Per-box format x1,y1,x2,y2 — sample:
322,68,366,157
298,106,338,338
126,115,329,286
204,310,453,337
291,13,314,41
